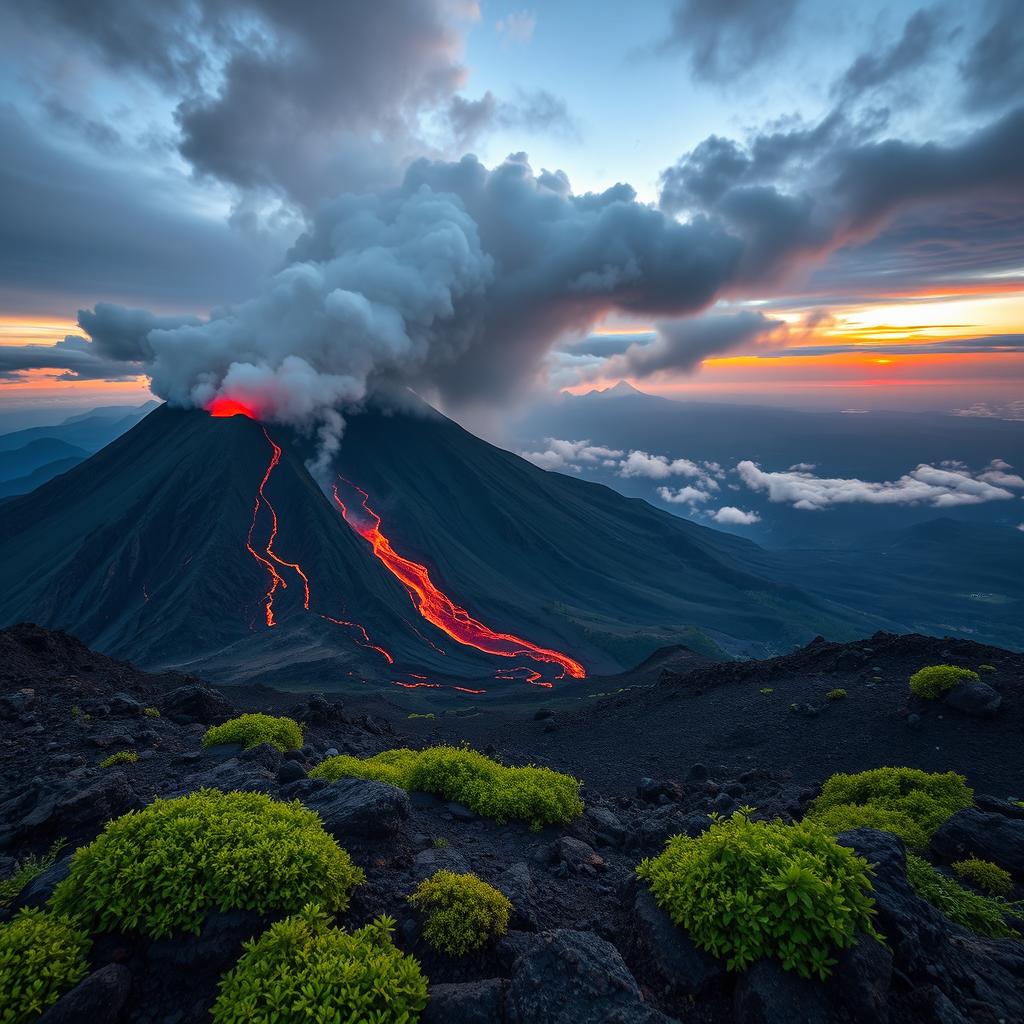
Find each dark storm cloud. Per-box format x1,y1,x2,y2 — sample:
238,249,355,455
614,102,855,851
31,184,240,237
959,0,1024,111
0,106,281,315
448,89,579,149
590,311,785,379
833,7,945,101
0,337,138,382
557,335,653,359
11,0,575,208
656,0,801,82
659,104,1024,281
809,197,1024,296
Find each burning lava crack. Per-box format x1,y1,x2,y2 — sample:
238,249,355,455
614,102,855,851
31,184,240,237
332,476,586,681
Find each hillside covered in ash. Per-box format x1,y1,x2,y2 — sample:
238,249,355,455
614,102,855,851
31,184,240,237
1,623,1022,1024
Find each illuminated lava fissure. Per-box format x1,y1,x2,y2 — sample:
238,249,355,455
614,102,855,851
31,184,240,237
208,401,395,665
332,477,585,680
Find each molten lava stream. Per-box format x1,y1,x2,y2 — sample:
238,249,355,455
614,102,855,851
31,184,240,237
332,478,585,680
321,615,394,665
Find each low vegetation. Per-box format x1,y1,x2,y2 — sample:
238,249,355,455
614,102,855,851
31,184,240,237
636,809,879,980
826,688,847,701
0,909,90,1024
98,749,138,768
759,687,773,695
49,790,364,937
143,706,160,717
408,870,511,956
909,664,979,700
807,766,973,848
202,713,303,752
0,840,65,909
952,857,1014,898
210,906,427,1024
906,854,1018,938
310,745,583,830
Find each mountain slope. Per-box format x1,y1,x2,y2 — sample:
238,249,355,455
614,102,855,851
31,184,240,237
325,400,883,668
0,401,886,685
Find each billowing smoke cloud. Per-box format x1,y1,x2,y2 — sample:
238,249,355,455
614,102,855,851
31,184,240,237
588,310,785,379
659,103,1024,280
56,153,744,471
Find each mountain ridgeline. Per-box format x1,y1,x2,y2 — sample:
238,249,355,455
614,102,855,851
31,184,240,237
0,402,882,687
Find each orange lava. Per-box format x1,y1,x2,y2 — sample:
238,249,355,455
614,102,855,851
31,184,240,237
321,614,394,664
244,427,311,626
333,478,585,679
207,396,257,419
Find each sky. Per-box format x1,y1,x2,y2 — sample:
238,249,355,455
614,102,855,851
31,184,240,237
0,0,1022,423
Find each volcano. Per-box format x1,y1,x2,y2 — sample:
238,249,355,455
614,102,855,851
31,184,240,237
0,400,879,686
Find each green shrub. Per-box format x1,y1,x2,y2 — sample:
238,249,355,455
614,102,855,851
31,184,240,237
98,750,138,768
807,767,973,848
0,910,90,1024
978,664,996,672
952,857,1014,898
210,905,427,1024
0,840,65,910
432,837,448,849
909,664,979,700
636,810,879,980
407,712,435,720
143,706,160,718
408,870,511,956
906,854,1018,938
759,687,773,695
826,688,847,701
49,790,364,938
202,713,303,752
310,745,583,830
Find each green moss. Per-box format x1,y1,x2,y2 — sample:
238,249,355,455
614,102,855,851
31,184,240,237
50,790,364,938
636,810,879,980
407,712,435,720
310,745,583,830
807,767,973,848
98,750,138,768
759,687,774,695
826,688,847,701
202,713,303,752
143,706,160,718
408,870,511,956
0,910,90,1024
952,857,1014,898
0,840,65,910
906,854,1018,938
211,906,427,1024
909,664,979,700
978,664,996,672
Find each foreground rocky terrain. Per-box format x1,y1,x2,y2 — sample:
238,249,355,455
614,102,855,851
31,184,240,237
1,623,1022,1024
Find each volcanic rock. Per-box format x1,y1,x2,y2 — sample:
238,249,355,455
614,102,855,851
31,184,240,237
943,680,1002,718
930,808,1024,876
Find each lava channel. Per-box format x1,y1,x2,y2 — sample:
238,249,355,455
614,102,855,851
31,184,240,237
333,477,585,679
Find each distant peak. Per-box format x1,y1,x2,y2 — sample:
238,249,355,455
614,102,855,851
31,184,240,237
596,380,646,398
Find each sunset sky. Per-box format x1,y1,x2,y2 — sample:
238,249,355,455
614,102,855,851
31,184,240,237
0,0,1021,419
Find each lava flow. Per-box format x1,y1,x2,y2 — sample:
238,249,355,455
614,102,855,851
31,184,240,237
321,614,394,664
333,478,586,679
244,427,311,625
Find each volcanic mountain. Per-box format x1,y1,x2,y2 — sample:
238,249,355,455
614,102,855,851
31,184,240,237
0,401,881,687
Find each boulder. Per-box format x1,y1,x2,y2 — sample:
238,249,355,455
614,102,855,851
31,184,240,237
277,760,306,784
631,888,723,997
498,862,538,930
181,758,274,794
505,929,673,1024
825,931,892,1023
161,684,232,724
413,846,470,880
422,979,506,1024
37,964,132,1024
944,680,1001,718
147,908,269,970
553,836,604,874
734,959,830,1024
239,742,283,772
585,806,627,847
299,777,410,839
930,808,1024,876
9,856,71,911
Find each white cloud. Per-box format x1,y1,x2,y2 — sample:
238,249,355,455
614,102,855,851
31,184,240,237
519,437,623,472
618,451,702,480
658,485,713,505
736,459,1022,511
496,10,536,44
712,506,761,525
